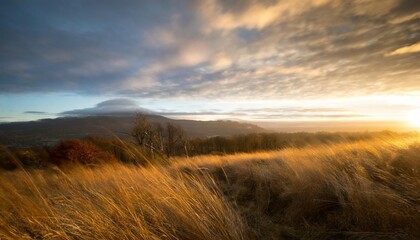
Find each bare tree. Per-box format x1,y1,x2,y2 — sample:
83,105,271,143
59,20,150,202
131,113,188,157
131,113,160,155
165,123,188,157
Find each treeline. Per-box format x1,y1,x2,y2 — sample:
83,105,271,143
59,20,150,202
128,115,411,156
188,130,412,155
0,115,416,170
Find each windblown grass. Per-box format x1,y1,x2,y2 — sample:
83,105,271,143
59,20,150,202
0,165,246,239
1,135,419,239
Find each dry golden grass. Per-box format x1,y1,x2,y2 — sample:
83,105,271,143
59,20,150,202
174,136,420,239
1,134,419,239
0,164,246,240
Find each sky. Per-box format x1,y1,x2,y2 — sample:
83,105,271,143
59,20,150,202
0,0,419,129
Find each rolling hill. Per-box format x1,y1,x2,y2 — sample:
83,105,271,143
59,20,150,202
0,114,266,147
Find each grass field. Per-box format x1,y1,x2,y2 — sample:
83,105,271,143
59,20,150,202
1,134,419,239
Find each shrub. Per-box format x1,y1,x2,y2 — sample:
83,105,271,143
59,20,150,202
49,139,117,166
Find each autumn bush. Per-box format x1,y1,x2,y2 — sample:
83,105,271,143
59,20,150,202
49,139,117,166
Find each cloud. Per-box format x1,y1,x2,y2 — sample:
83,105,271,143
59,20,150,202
197,0,334,31
353,0,399,17
0,0,419,100
386,42,420,56
211,53,233,71
23,111,48,115
59,98,366,121
159,106,366,121
60,98,152,116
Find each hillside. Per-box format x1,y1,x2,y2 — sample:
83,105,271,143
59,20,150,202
0,114,266,147
1,134,419,239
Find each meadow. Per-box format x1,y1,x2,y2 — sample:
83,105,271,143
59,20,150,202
1,133,419,239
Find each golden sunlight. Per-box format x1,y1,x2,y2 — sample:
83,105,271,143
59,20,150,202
406,109,420,128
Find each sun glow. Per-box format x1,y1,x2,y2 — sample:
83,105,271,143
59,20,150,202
406,109,420,128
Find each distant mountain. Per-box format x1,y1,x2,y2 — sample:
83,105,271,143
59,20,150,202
0,114,266,147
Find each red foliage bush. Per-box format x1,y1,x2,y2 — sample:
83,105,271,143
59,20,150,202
49,139,117,165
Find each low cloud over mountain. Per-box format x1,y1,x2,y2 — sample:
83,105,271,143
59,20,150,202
60,98,153,116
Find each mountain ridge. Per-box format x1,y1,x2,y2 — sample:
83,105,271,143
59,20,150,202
0,114,266,147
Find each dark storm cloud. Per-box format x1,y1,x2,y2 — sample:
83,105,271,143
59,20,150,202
1,0,419,99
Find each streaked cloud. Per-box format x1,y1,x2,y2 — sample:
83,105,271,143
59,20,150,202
353,0,399,17
0,0,419,114
197,0,335,31
386,42,420,56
